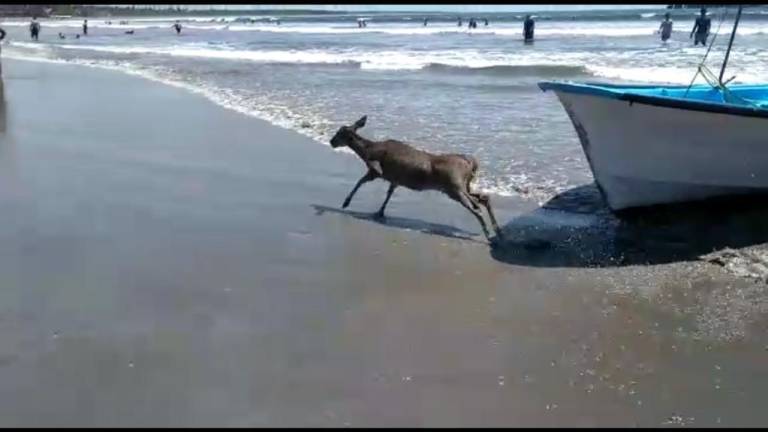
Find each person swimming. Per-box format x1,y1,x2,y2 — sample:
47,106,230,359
523,15,535,42
690,8,711,46
58,32,65,39
658,13,673,42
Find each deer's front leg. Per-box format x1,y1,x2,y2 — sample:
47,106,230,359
342,169,378,209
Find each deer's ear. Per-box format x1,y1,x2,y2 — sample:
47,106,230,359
353,115,367,131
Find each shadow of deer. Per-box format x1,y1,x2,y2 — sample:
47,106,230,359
329,115,503,242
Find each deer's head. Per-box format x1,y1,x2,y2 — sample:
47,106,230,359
330,115,367,148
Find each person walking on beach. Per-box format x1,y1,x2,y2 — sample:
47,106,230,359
29,18,40,41
173,21,182,35
658,13,673,42
523,15,535,42
690,8,711,46
82,19,88,36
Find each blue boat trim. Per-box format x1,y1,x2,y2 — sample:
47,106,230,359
538,81,768,119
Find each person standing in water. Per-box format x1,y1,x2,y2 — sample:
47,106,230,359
690,8,711,46
484,18,489,26
173,21,182,35
82,19,88,36
658,13,673,42
0,27,6,76
457,17,462,27
423,18,428,26
523,15,535,42
29,17,40,41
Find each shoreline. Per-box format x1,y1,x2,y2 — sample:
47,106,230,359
1,50,543,201
0,58,767,427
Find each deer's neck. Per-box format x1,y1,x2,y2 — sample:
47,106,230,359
348,133,376,161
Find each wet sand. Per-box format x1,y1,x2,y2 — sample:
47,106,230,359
0,58,767,427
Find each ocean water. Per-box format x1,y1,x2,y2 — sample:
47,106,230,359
3,7,768,202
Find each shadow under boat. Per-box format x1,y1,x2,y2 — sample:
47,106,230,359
491,184,768,268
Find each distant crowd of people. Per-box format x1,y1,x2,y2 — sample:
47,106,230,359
22,17,187,40
6,9,716,47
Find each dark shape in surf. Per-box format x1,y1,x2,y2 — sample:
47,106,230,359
330,116,503,242
0,27,5,76
524,15,535,42
29,17,40,41
690,7,711,46
83,19,88,36
659,13,673,42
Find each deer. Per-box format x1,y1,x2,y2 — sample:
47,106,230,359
329,115,503,242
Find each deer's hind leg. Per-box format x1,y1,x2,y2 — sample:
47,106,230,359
464,176,502,238
447,189,491,240
470,192,502,238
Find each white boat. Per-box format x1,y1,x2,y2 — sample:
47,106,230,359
538,6,767,211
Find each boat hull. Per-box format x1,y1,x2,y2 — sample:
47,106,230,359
545,88,768,211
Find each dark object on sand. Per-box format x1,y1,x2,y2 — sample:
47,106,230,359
330,116,503,241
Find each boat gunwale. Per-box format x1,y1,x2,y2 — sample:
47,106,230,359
538,81,768,119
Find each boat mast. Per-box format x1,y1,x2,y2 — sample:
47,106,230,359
718,5,743,86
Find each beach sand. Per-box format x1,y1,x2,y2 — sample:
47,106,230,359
0,58,767,427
